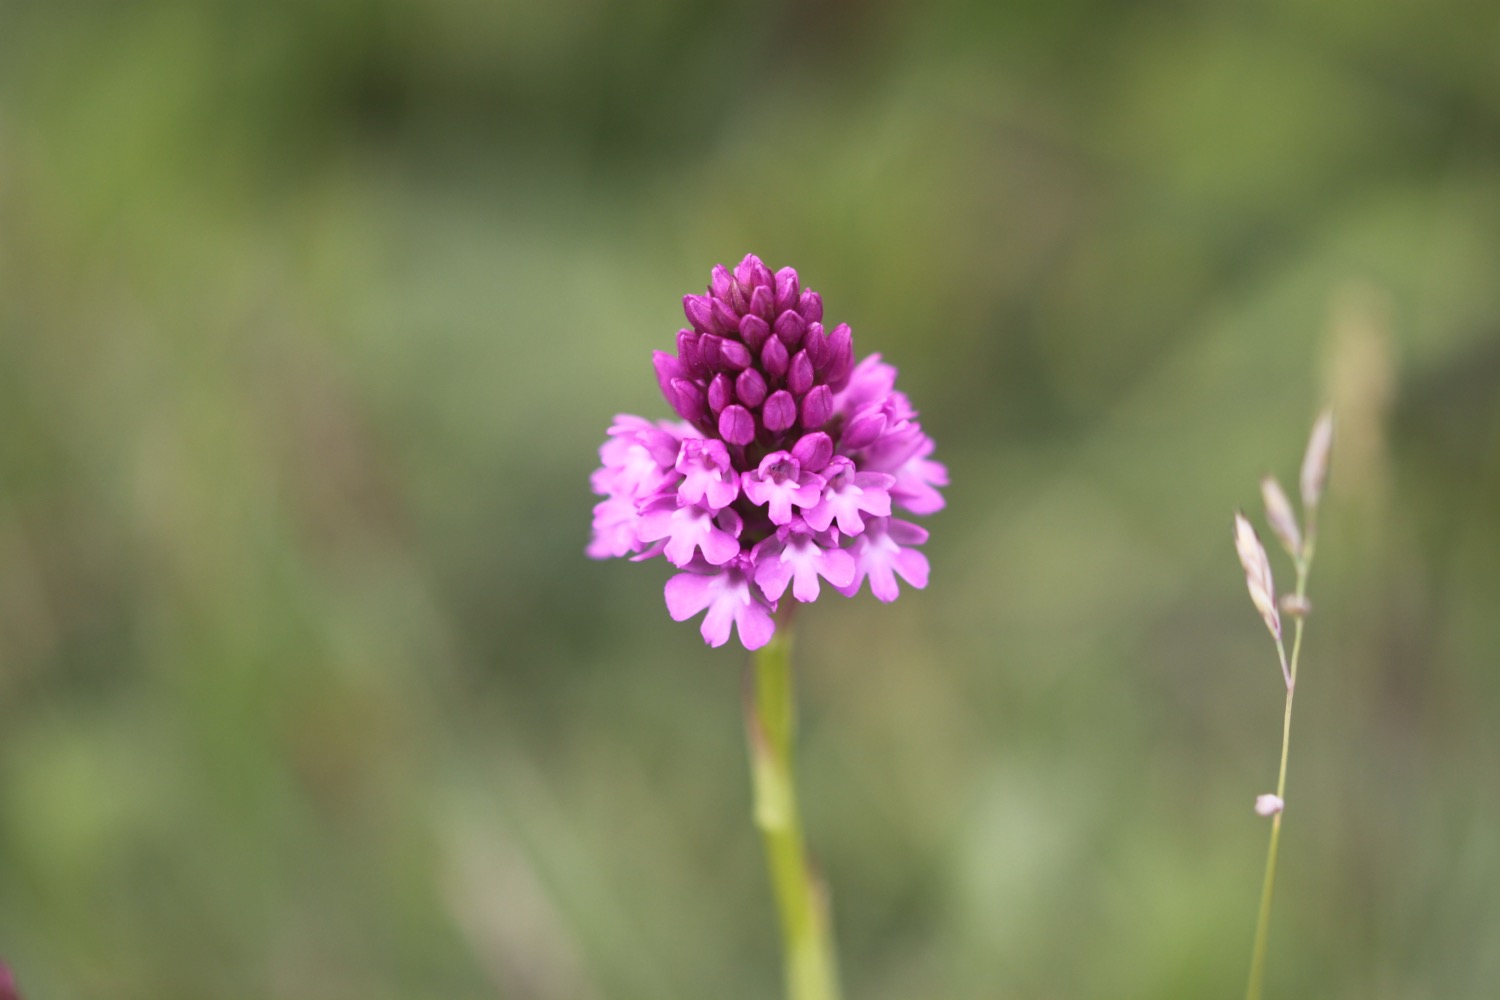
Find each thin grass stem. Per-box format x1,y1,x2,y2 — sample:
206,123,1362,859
1245,537,1316,1000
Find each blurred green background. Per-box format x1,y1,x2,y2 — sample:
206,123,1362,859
3,1,1499,997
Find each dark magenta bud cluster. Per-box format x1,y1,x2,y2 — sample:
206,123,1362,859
654,257,854,452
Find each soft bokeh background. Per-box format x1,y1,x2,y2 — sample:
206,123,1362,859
3,1,1499,997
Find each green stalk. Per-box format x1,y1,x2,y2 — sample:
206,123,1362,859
1245,538,1315,1000
744,606,842,1000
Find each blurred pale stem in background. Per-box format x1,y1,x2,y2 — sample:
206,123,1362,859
1246,411,1332,1000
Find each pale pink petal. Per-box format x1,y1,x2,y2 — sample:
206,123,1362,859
887,518,929,546
700,526,742,565
830,490,873,535
792,558,823,602
893,547,930,590
640,505,739,567
818,546,857,589
665,561,776,649
835,518,927,602
835,353,897,412
754,545,795,601
700,595,736,646
868,557,900,602
734,601,776,650
664,573,716,621
891,457,947,515
587,496,641,559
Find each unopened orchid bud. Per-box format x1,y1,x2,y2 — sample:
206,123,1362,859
718,338,752,371
803,322,830,368
677,330,706,376
787,350,815,396
735,253,769,289
773,267,800,313
668,377,707,424
710,298,739,336
718,404,756,446
841,408,887,451
761,335,790,381
738,313,771,352
708,373,734,416
800,384,833,429
825,322,853,389
798,289,822,323
697,333,723,371
763,390,797,433
791,431,834,472
653,349,683,398
683,294,714,334
735,368,768,408
748,284,775,322
709,263,733,300
774,309,807,351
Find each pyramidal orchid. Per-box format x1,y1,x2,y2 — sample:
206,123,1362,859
587,255,945,1000
587,254,947,650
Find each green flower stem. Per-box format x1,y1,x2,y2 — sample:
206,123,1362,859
744,607,842,1000
1245,537,1315,1000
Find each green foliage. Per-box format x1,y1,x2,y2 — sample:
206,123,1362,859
2,1,1499,996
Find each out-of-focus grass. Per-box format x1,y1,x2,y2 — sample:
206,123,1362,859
2,1,1499,997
